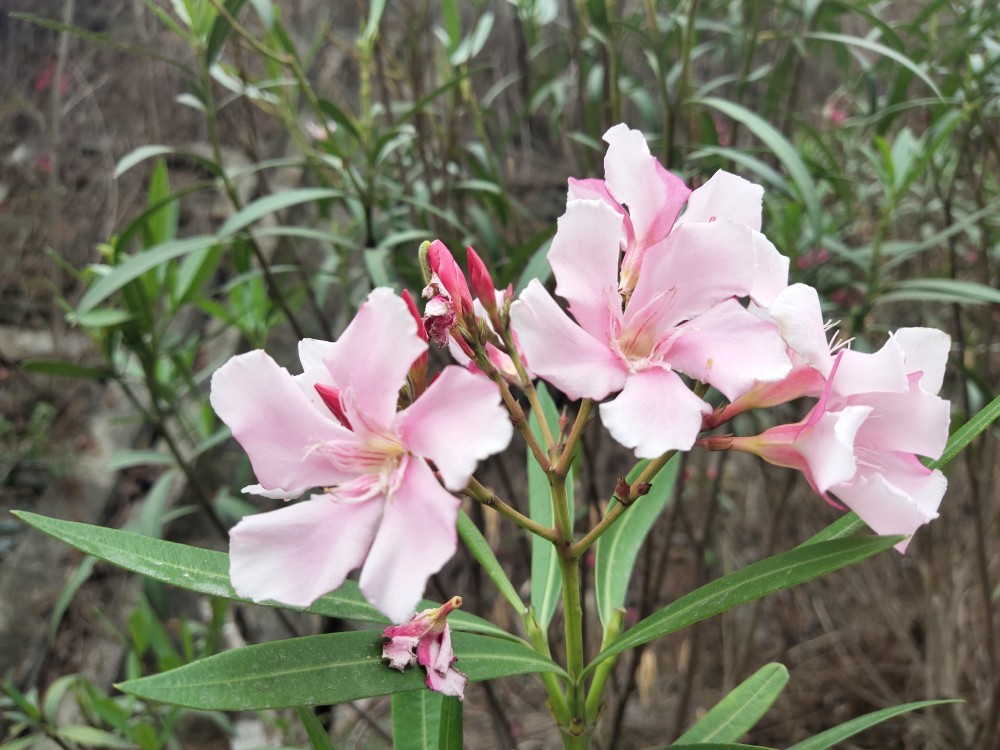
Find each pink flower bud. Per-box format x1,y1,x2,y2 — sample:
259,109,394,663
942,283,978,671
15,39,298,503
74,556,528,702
466,246,498,318
427,240,473,318
313,383,351,428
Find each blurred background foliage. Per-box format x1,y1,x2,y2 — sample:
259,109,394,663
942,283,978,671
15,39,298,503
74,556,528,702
1,0,998,748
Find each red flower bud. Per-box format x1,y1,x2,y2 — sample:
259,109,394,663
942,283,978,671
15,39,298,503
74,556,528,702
466,245,498,318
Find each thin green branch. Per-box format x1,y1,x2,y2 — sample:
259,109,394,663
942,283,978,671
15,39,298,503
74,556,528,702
463,477,559,543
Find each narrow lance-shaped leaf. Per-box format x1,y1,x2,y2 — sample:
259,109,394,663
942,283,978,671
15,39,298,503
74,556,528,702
12,512,514,641
692,97,821,241
595,455,680,627
785,700,960,750
117,630,567,710
674,663,789,744
217,188,343,238
392,690,442,750
73,235,220,319
585,536,900,674
438,696,463,750
456,510,525,615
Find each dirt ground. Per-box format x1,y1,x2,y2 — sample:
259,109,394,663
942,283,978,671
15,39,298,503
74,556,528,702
1,2,998,749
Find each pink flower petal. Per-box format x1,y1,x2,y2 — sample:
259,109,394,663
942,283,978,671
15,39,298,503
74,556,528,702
749,231,789,306
359,458,461,623
767,284,833,377
568,177,637,251
549,199,625,341
397,366,513,491
599,368,710,456
323,288,427,429
296,338,337,411
849,379,951,460
832,342,908,397
676,170,763,231
229,494,383,607
627,221,758,332
833,455,946,552
511,280,629,400
668,299,792,400
892,327,950,394
796,406,871,492
210,350,354,496
603,124,690,254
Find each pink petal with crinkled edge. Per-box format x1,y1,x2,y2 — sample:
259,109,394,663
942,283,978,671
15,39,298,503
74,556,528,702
397,365,513,491
210,350,355,496
229,493,383,607
831,340,908,398
382,634,419,670
675,170,763,231
849,376,951,459
599,368,710,457
511,280,629,400
296,338,336,411
549,199,625,340
627,221,758,335
603,124,690,252
323,288,427,429
424,625,467,699
749,231,789,306
892,327,950,394
667,299,791,400
833,454,946,552
359,458,461,623
767,284,833,376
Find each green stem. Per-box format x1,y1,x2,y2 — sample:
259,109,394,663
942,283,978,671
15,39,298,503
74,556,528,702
569,450,677,559
523,608,571,723
502,328,557,450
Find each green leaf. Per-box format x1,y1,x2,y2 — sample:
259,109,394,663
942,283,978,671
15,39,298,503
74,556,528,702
675,663,789,743
692,97,821,240
786,700,960,750
879,278,1000,306
112,145,222,180
527,384,569,628
586,536,899,674
802,32,942,99
55,725,134,748
73,235,219,319
117,630,566,709
206,0,246,64
41,675,80,723
437,696,463,750
107,450,176,471
456,511,525,615
217,188,343,238
595,456,679,627
665,744,777,749
20,360,108,380
392,690,442,749
929,392,1000,472
12,511,513,641
800,512,865,546
295,707,337,750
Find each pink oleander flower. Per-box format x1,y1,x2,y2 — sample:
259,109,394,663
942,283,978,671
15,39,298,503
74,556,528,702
724,328,951,551
210,288,514,623
511,126,793,457
383,595,467,699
